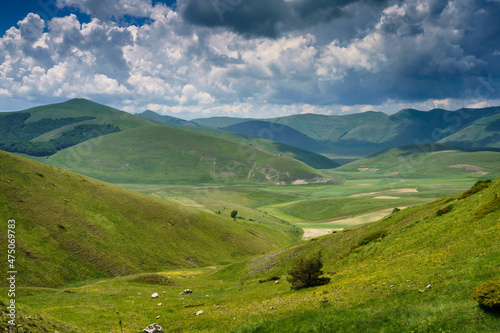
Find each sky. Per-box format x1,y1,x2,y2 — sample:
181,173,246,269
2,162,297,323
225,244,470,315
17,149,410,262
1,0,500,119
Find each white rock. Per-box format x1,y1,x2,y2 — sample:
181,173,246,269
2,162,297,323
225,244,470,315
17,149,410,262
143,323,163,333
195,310,204,316
151,293,160,298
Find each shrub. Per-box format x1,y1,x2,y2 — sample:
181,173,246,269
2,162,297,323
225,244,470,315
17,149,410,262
287,252,330,290
471,279,500,312
458,180,491,200
231,210,238,218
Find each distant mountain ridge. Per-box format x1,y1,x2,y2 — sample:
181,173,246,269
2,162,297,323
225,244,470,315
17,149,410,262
177,106,500,156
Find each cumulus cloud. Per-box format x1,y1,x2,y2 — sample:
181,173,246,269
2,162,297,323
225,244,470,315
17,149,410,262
0,0,499,117
178,0,392,38
57,0,154,20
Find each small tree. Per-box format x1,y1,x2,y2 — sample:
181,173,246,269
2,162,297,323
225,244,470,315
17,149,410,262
230,210,238,218
287,251,330,290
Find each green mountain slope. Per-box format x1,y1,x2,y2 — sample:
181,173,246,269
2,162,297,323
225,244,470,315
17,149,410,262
179,126,339,169
222,120,328,152
42,125,331,184
137,110,199,127
191,116,255,128
440,112,500,148
268,111,391,143
0,150,298,288
137,111,339,169
223,178,500,332
336,144,500,178
0,99,156,156
189,107,500,157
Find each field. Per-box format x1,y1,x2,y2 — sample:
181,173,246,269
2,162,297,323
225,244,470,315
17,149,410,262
6,177,500,332
1,134,499,332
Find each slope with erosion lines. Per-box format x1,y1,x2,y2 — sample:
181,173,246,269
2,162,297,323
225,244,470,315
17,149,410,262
0,150,298,288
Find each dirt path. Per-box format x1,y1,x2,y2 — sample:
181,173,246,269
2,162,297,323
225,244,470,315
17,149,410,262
299,206,409,240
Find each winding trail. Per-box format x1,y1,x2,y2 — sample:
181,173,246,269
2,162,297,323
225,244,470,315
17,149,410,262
298,206,410,240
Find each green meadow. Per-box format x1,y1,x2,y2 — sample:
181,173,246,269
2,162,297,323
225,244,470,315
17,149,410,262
3,177,499,332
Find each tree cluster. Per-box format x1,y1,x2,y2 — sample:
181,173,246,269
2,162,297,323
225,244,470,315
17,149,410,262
0,112,120,156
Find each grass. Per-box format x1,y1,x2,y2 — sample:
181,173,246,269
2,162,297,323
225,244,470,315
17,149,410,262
336,145,500,179
42,125,329,185
7,178,499,332
159,123,339,169
0,151,298,289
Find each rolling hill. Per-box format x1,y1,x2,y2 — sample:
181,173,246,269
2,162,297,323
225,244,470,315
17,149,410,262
0,150,298,288
336,144,500,179
222,120,328,152
439,112,500,148
137,111,339,169
42,125,331,185
184,107,500,157
0,99,156,156
137,110,199,127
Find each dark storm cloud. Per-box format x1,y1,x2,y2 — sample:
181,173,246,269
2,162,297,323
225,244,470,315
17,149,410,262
178,0,393,38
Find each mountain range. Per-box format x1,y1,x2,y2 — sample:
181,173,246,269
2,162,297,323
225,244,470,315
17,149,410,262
140,106,500,157
1,99,499,185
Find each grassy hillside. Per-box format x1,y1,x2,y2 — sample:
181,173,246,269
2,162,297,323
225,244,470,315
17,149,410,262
267,111,391,143
171,124,338,169
221,178,500,331
137,111,338,169
0,99,156,157
440,112,500,148
336,144,500,179
22,98,126,122
261,107,500,156
42,125,331,185
0,150,299,288
12,178,500,332
222,120,328,152
137,110,199,127
191,116,255,128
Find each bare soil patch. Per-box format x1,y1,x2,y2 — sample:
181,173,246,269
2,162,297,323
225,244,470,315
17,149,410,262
449,164,484,172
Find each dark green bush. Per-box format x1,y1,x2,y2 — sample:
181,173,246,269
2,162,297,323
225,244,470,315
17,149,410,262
458,181,491,200
471,279,500,312
287,252,330,290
